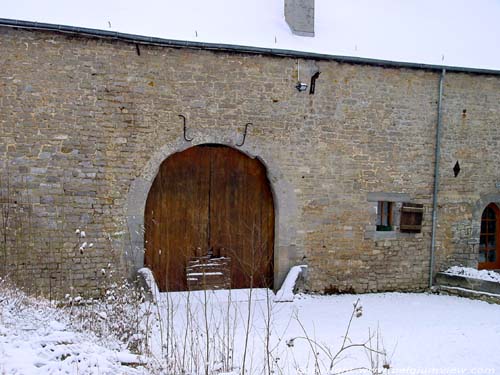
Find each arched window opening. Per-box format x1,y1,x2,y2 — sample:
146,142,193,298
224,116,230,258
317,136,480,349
478,203,500,270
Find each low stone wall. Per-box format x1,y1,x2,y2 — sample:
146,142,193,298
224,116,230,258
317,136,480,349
435,272,500,295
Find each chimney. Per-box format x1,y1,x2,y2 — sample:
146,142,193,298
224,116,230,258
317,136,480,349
285,0,315,37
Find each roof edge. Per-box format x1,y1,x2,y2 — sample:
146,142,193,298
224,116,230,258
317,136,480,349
1,18,500,76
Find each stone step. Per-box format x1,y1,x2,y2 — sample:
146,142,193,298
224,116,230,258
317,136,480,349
432,285,500,304
435,272,500,294
434,272,500,304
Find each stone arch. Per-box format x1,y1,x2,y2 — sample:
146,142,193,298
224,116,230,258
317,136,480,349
125,138,299,289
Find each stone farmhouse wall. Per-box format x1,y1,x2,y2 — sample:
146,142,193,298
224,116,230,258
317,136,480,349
0,27,499,297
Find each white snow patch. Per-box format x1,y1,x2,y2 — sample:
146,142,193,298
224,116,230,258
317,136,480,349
0,286,147,374
186,271,224,276
115,351,147,365
275,264,307,302
439,285,500,298
3,281,500,373
444,266,500,283
146,290,500,373
49,320,66,331
137,267,161,302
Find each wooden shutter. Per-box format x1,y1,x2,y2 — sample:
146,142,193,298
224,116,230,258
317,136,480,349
400,203,424,233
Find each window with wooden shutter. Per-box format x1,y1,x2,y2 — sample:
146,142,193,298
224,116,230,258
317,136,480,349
400,203,424,233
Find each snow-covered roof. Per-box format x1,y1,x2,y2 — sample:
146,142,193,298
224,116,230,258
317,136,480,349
2,0,500,71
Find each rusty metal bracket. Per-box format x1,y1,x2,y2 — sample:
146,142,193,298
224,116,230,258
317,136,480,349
179,114,193,142
236,123,252,147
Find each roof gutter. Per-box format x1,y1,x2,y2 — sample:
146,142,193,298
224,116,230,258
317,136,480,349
429,68,446,289
1,18,500,76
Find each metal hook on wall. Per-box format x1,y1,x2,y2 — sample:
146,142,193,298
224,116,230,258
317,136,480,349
236,123,252,147
179,114,193,142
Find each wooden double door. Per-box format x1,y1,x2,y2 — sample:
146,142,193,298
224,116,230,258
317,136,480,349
145,145,275,291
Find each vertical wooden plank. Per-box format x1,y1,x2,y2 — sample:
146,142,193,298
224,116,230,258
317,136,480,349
144,147,210,291
260,166,275,288
210,146,274,289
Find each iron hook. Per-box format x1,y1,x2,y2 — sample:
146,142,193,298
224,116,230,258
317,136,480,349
179,114,193,142
236,123,252,147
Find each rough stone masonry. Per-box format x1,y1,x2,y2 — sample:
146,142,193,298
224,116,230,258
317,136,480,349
0,26,499,297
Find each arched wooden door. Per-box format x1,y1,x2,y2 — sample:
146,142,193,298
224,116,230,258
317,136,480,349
144,145,274,291
478,203,500,270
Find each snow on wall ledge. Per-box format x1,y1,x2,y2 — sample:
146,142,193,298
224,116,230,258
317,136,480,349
444,266,500,283
1,0,500,71
275,265,307,302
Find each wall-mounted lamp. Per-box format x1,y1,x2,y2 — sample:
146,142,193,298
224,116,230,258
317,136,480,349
295,60,308,92
296,82,308,92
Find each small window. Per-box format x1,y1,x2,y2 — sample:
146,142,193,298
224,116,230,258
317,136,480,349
376,201,393,231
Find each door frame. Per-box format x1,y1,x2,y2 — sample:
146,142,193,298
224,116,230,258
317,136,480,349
125,140,300,290
470,195,500,270
478,203,500,270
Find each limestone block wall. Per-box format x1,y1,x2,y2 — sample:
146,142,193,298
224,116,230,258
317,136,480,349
435,73,500,271
0,27,499,296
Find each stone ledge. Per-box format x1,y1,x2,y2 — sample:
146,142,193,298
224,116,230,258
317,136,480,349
432,285,500,305
367,192,411,202
435,272,500,295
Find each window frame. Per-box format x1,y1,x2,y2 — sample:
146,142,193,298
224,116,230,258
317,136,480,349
376,201,393,231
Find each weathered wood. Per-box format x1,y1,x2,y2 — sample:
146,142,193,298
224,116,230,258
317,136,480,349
145,145,274,291
145,147,210,291
186,256,231,290
210,146,275,289
400,203,423,233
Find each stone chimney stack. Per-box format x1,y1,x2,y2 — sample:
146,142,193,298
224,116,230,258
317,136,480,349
285,0,315,37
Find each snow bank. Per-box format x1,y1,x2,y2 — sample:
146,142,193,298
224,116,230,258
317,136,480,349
3,278,500,373
444,266,500,283
137,266,161,302
275,264,307,302
0,283,148,374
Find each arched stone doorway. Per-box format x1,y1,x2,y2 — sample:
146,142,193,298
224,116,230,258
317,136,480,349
144,144,275,291
478,203,500,270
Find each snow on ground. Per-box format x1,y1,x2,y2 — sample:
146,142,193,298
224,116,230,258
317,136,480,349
444,266,500,283
2,283,500,374
0,285,147,374
146,289,500,374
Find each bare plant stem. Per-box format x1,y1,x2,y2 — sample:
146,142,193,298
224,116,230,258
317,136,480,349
225,288,233,371
241,276,254,375
181,289,191,372
203,283,210,375
294,315,323,374
264,288,272,375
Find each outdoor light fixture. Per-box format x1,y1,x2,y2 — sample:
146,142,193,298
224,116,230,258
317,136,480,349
296,82,308,91
295,60,308,92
